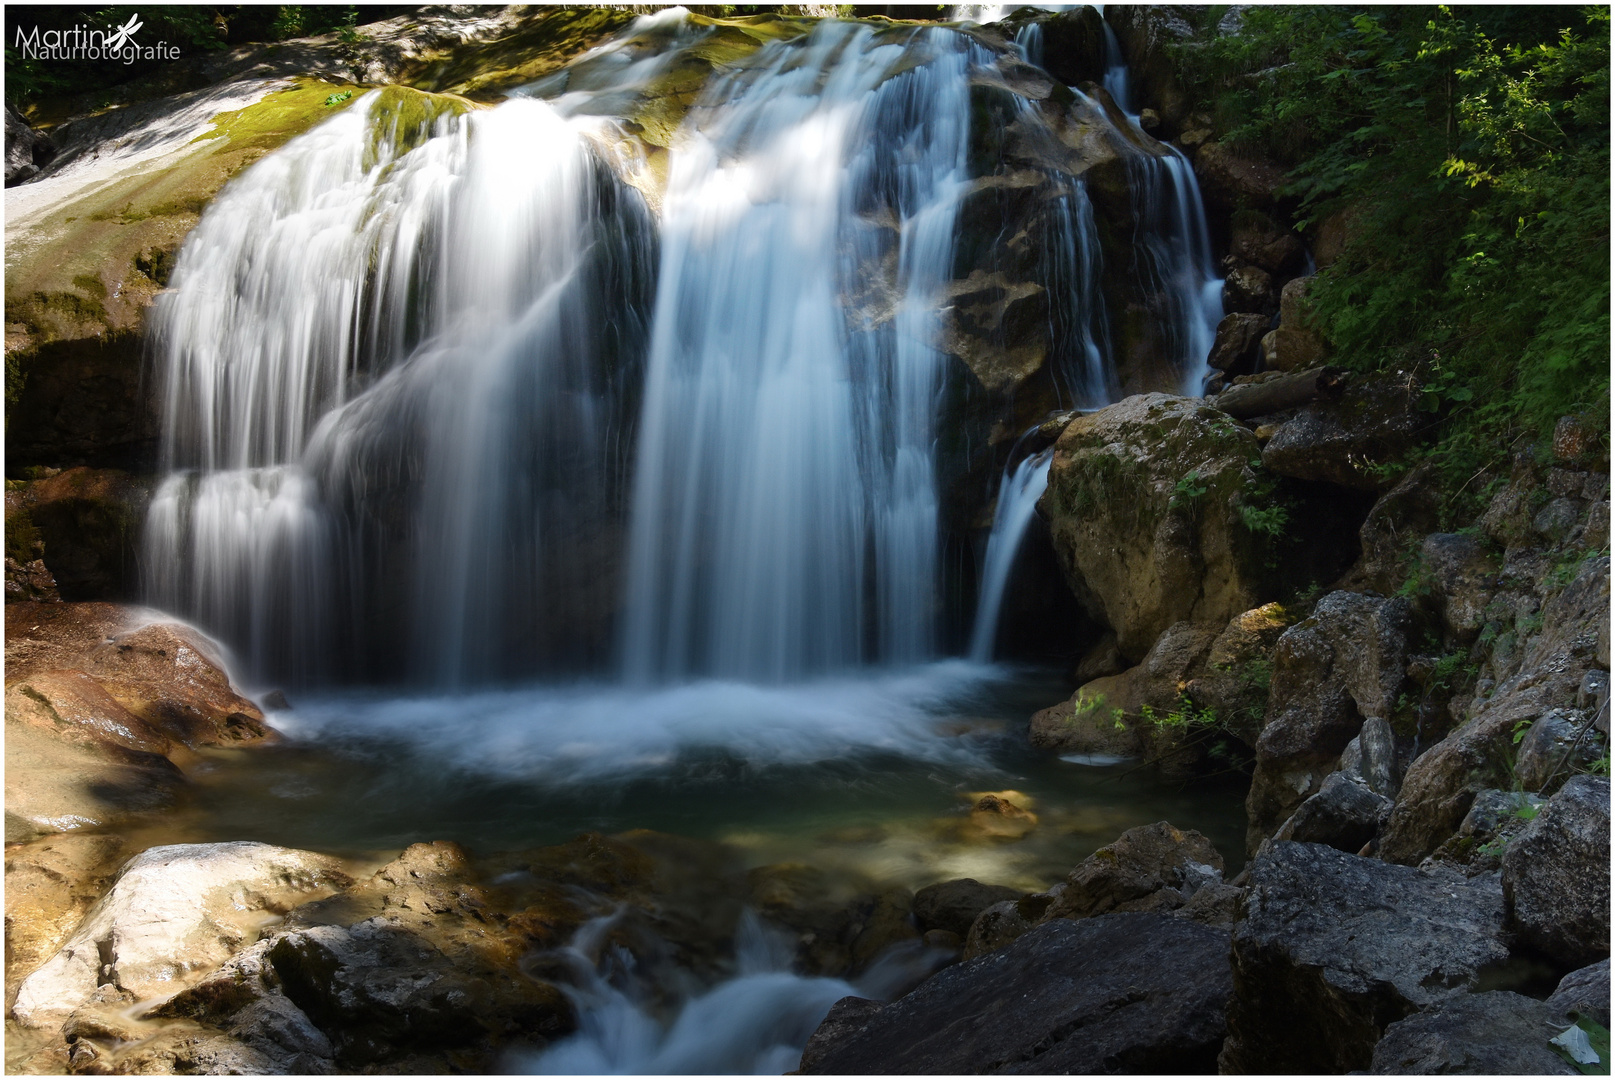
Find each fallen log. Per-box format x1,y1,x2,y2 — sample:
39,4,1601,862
1214,366,1347,420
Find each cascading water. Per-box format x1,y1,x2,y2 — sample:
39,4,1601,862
145,87,657,686
619,22,979,683
968,447,1055,662
124,11,1258,1072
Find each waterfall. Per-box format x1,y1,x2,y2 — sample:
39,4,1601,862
145,88,657,686
1092,18,1223,395
967,447,1054,662
618,22,979,683
141,8,1226,690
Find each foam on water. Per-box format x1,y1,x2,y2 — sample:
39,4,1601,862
268,660,1004,784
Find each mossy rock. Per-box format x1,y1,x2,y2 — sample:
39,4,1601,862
5,77,362,456
1045,393,1271,660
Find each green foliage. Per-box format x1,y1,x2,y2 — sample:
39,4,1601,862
1552,1013,1610,1075
4,508,43,564
1169,469,1209,512
1196,6,1610,525
323,90,354,108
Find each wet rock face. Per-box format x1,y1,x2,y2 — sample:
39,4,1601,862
4,468,152,601
1502,775,1611,970
799,913,1233,1074
1219,841,1511,1075
1043,393,1270,661
6,103,55,185
1368,991,1578,1075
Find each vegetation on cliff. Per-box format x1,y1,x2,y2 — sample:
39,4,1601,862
1192,5,1609,522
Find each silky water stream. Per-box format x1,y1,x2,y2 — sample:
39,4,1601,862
134,9,1242,1073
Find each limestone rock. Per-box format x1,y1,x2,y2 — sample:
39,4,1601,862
1515,708,1603,795
5,103,54,186
1271,770,1390,854
4,833,127,1010
1548,958,1611,1028
11,842,351,1027
1368,991,1577,1075
799,913,1233,1074
1028,687,1137,756
1246,591,1410,851
1043,393,1268,661
1044,821,1225,921
1261,375,1422,491
1182,602,1292,747
1420,532,1500,642
1219,841,1511,1074
1194,139,1286,210
912,879,1023,939
1351,462,1444,594
1381,558,1606,863
5,557,59,603
1208,311,1268,373
1502,775,1611,970
1222,263,1276,315
961,891,1056,961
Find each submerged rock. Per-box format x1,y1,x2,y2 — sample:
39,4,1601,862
799,913,1233,1074
1219,841,1510,1074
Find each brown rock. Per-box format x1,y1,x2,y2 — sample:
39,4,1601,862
1208,312,1269,373
1222,264,1276,315
1194,140,1286,210
1228,209,1304,275
1044,821,1225,921
4,833,127,1012
1043,394,1268,661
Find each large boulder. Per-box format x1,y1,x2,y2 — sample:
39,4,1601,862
799,913,1233,1074
1246,591,1411,852
5,601,270,747
5,103,55,186
1548,959,1611,1028
1261,375,1423,491
1219,842,1511,1074
1501,775,1610,970
1042,393,1271,661
1270,770,1391,854
1368,991,1578,1075
1227,209,1304,275
1258,275,1330,373
11,842,352,1028
1193,139,1286,210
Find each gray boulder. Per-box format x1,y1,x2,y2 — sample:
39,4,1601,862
799,913,1232,1074
1246,592,1411,851
1261,376,1422,490
1368,991,1576,1075
1515,708,1603,795
1547,958,1611,1028
1271,771,1390,854
1219,841,1510,1074
1419,532,1500,643
1502,775,1611,970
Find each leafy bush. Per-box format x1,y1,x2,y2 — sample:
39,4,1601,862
1192,6,1610,524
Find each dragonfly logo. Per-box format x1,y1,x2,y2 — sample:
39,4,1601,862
104,14,143,51
14,13,180,64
